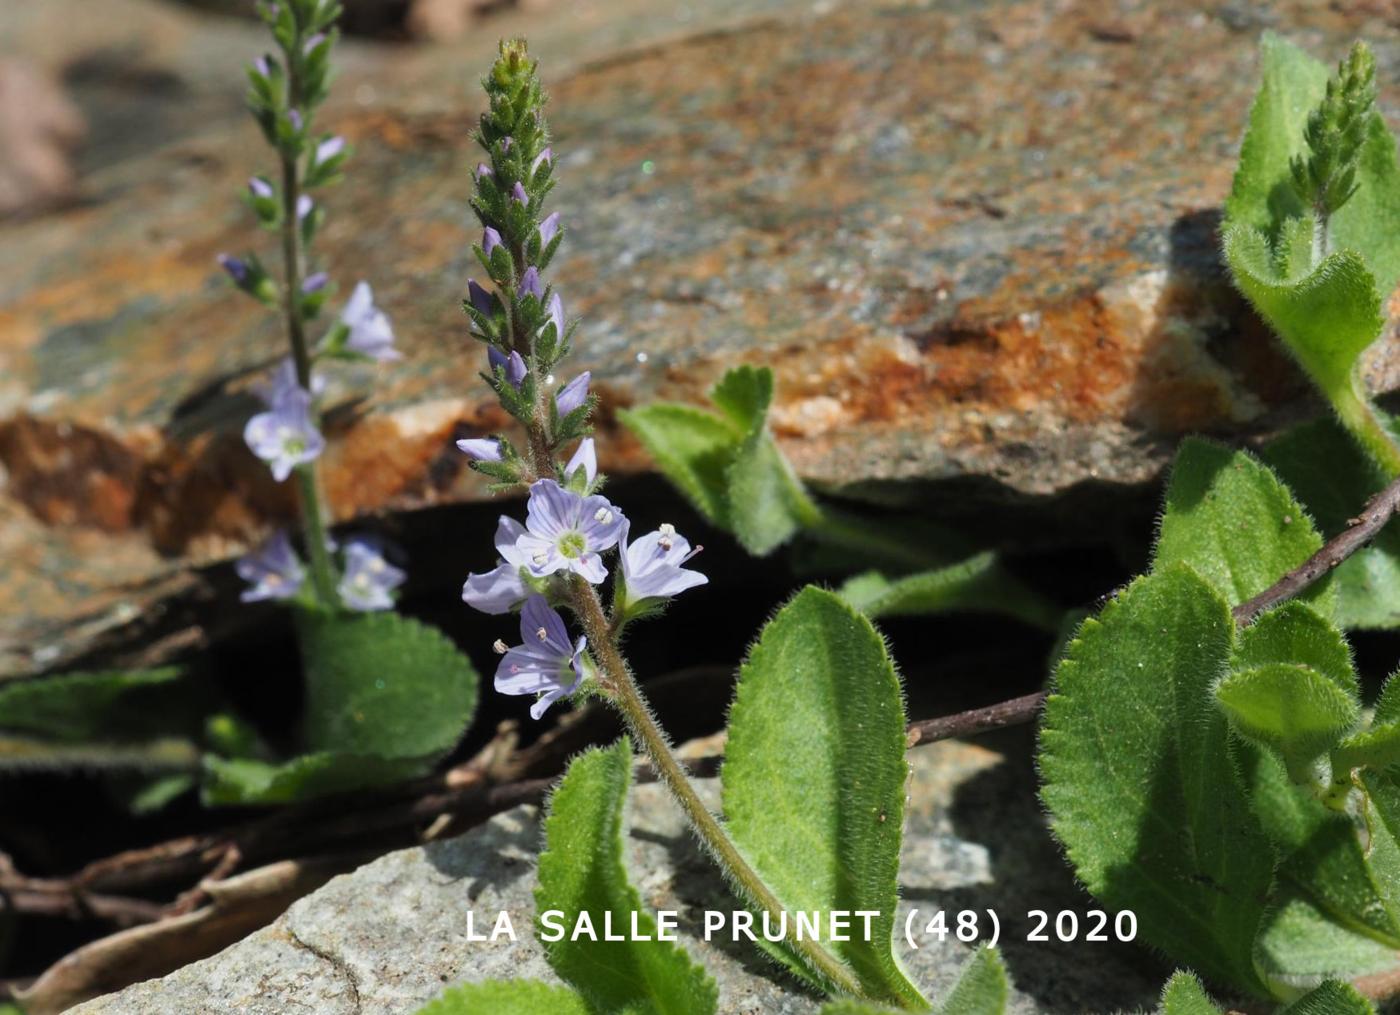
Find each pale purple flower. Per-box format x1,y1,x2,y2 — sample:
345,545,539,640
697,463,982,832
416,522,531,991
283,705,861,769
474,163,493,181
297,194,313,220
340,281,400,361
494,594,586,720
244,386,324,482
338,537,405,612
218,253,249,285
248,176,274,199
304,32,326,53
530,147,553,176
457,437,503,462
555,372,590,416
538,212,560,247
518,266,543,300
467,279,496,316
516,478,624,584
488,347,527,388
302,271,328,293
545,292,564,341
315,135,344,164
500,136,514,153
462,516,532,614
619,519,707,604
253,55,273,77
254,357,325,406
236,530,305,603
511,181,528,205
564,438,596,484
288,109,303,132
482,227,503,256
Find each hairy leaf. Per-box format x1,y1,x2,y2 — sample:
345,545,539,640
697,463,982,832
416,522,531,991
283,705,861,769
1281,980,1375,1015
0,667,200,742
837,553,1059,631
1265,417,1400,629
1231,603,1358,696
1154,438,1330,613
0,735,200,774
1237,743,1400,949
1254,889,1400,988
413,979,590,1015
616,403,738,527
1039,565,1274,996
723,587,924,1006
726,426,818,556
297,609,478,760
1215,663,1358,773
536,739,717,1015
710,363,774,431
201,752,425,805
1158,971,1221,1015
932,946,1008,1015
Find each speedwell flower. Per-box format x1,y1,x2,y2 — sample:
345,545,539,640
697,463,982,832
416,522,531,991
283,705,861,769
338,536,406,611
564,437,596,484
244,385,324,482
462,516,532,614
555,372,590,416
341,281,400,361
619,519,707,605
457,437,503,463
516,478,624,584
494,594,586,720
488,347,527,388
236,529,305,603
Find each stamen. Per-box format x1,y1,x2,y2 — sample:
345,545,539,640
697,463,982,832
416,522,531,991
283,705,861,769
493,639,508,654
536,626,548,641
533,552,548,565
594,507,613,524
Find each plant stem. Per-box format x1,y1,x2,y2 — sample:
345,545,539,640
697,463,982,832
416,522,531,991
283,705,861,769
277,108,338,606
1333,380,1400,479
565,576,869,1000
807,504,951,572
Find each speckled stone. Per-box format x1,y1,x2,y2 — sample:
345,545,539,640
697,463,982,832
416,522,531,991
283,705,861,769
67,740,1165,1014
4,0,1400,674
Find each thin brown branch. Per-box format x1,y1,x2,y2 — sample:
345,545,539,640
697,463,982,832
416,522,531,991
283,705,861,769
905,691,1049,749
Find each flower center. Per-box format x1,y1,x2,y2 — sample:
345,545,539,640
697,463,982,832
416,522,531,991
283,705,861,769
558,531,587,559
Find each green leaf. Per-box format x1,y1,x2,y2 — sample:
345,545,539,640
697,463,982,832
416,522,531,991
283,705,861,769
413,979,590,1015
201,751,426,805
1231,603,1358,697
1254,888,1400,988
710,363,773,431
1281,980,1375,1015
932,945,1008,1015
726,427,818,556
0,667,192,742
1237,742,1400,949
297,609,478,760
618,403,739,527
1223,227,1383,409
1039,565,1275,997
1154,438,1330,613
1158,971,1222,1015
818,947,1008,1015
1265,417,1400,629
1216,664,1358,774
535,739,717,1015
723,587,924,1007
837,552,1059,631
0,735,200,774
1374,672,1400,725
1332,721,1400,771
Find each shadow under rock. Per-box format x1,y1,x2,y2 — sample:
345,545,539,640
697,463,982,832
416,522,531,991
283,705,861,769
422,811,542,899
929,728,1165,1014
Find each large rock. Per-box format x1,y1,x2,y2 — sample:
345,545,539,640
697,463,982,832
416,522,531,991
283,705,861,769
3,0,1400,674
66,740,1165,1014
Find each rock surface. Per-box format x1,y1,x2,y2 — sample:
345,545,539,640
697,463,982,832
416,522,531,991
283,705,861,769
67,739,1165,1014
4,0,1400,674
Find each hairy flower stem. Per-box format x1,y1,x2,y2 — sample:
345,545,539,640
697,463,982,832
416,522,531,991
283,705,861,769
277,122,338,607
564,575,869,1000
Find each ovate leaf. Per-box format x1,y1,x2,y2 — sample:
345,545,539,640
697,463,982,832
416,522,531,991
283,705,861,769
1231,603,1358,697
1215,663,1358,774
710,363,774,431
1154,438,1329,614
414,979,590,1015
726,426,817,556
1039,565,1275,996
1158,971,1222,1015
723,587,924,1007
837,552,1059,631
1265,417,1400,630
1254,889,1400,989
297,608,478,760
536,739,717,1015
1281,980,1375,1015
617,403,739,527
932,945,1008,1015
